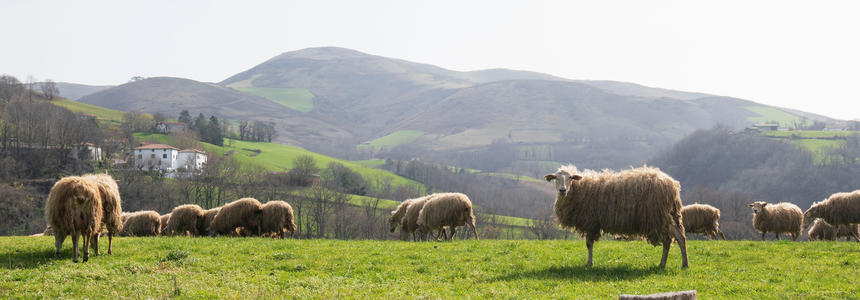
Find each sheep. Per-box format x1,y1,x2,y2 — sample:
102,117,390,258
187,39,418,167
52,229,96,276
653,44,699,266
209,198,263,236
416,193,479,241
261,200,297,238
803,191,860,243
545,165,688,268
159,213,171,235
808,219,860,242
120,211,162,236
749,201,803,241
168,204,206,236
45,176,104,263
681,204,726,240
389,198,416,240
84,173,123,255
402,195,436,241
200,207,221,236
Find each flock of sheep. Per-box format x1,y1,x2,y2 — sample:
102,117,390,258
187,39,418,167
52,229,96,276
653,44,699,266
42,165,860,267
544,165,860,268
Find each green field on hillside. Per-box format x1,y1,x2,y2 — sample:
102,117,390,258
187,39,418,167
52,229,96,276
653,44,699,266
51,99,127,125
234,87,315,112
745,106,808,128
357,130,424,150
3,238,857,298
761,130,859,163
762,130,860,138
135,133,423,192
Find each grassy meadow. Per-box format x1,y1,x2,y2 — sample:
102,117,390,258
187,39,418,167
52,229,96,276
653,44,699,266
2,237,857,298
745,106,808,127
357,130,425,150
234,87,315,112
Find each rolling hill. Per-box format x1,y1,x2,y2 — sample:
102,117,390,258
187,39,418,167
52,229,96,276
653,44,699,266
55,82,113,100
80,47,836,171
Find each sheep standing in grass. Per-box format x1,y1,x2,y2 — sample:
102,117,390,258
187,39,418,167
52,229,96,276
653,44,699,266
807,219,860,241
168,204,206,236
389,198,416,240
261,201,297,238
749,201,803,241
45,176,104,263
416,193,479,241
210,198,263,236
84,173,123,255
545,165,688,268
803,191,860,242
120,211,162,236
403,196,434,241
200,207,220,236
681,204,726,240
159,213,171,235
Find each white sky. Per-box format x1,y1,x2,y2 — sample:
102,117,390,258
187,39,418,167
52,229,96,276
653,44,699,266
2,0,859,120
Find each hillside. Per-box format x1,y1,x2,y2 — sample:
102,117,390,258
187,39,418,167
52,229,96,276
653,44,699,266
4,238,858,298
79,77,351,147
54,82,113,100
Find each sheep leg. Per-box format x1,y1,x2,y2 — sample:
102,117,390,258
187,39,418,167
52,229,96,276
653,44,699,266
791,232,799,241
717,230,726,240
761,232,766,241
469,222,479,240
53,234,65,257
585,237,594,267
774,233,779,240
448,227,458,240
82,233,91,262
107,232,113,254
660,238,671,268
71,233,79,263
90,234,100,256
672,224,689,268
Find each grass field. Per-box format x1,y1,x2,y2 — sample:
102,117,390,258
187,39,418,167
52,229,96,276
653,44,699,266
357,130,424,150
51,99,127,125
2,238,857,298
135,133,423,192
760,130,860,163
745,106,808,128
234,87,315,112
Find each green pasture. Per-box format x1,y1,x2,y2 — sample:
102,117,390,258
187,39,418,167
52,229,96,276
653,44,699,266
234,87,315,112
357,130,424,150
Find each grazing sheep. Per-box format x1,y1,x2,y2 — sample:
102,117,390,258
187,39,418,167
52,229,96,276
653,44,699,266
403,195,434,241
209,198,263,236
389,198,416,240
120,211,162,236
416,193,479,241
45,176,104,263
545,165,688,268
168,204,206,236
261,201,297,238
803,191,860,243
749,201,803,241
200,207,220,236
159,213,171,235
808,219,860,242
681,204,726,240
84,173,123,255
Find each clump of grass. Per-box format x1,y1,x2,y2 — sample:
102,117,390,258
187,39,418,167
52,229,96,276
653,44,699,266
158,250,189,263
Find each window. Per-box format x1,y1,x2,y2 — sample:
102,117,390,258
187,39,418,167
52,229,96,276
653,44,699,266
150,154,155,159
137,154,142,160
163,154,167,159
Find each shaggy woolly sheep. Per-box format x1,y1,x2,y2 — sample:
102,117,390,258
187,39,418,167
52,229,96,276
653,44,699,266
416,193,479,241
168,204,206,236
389,198,416,240
749,201,803,241
261,201,297,238
120,211,161,236
545,165,688,268
83,173,123,255
803,191,860,242
199,207,220,236
403,195,440,241
681,204,726,240
159,213,171,235
808,219,860,241
45,176,104,262
209,198,263,236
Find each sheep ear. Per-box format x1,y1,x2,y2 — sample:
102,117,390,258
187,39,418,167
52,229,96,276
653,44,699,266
761,203,768,207
747,203,754,207
571,175,583,181
544,174,556,182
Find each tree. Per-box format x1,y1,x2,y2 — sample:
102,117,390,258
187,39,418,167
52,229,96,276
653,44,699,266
39,79,58,100
178,110,192,125
193,113,207,133
290,155,320,186
205,115,223,146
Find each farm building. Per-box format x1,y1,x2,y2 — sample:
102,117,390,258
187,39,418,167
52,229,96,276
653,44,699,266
132,143,207,176
154,122,188,133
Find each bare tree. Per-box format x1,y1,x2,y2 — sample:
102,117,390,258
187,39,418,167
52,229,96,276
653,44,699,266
40,79,58,100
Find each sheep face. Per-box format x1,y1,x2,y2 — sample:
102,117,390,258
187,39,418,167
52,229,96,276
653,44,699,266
544,171,582,194
748,201,768,214
802,202,822,228
388,215,399,233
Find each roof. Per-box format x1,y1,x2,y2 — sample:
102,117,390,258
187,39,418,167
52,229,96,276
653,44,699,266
134,143,179,150
179,149,206,154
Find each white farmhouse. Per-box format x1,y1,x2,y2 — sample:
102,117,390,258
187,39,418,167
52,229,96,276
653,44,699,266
133,143,207,175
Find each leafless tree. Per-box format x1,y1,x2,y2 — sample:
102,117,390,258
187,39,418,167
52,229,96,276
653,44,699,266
40,79,58,100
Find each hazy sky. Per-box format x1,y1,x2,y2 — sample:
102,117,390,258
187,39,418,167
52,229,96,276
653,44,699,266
2,0,858,120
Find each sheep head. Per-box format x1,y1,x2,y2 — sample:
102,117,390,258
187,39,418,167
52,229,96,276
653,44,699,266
388,215,400,233
802,201,823,229
748,201,767,214
545,166,582,194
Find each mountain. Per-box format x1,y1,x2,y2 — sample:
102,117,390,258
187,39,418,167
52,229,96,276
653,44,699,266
81,47,836,173
78,77,351,146
55,82,113,100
